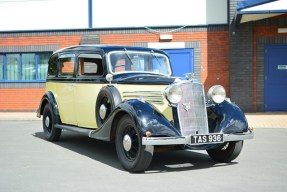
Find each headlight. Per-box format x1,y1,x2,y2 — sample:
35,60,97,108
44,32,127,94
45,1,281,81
207,85,226,104
165,84,183,104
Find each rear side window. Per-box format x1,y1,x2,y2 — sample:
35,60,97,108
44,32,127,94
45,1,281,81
59,54,75,76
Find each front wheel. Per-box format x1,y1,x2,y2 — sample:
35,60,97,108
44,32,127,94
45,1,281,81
42,103,62,141
115,114,154,172
207,141,243,163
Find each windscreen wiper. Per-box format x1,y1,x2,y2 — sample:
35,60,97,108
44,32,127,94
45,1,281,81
150,50,162,66
124,48,134,66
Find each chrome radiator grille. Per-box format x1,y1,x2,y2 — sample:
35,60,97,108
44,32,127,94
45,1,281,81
177,82,209,136
123,91,164,104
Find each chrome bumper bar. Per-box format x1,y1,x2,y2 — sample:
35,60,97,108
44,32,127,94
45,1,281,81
142,131,254,146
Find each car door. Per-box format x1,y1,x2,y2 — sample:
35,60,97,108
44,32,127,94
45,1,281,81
56,53,77,125
74,53,104,128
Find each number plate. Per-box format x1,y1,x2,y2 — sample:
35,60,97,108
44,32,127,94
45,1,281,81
190,134,224,144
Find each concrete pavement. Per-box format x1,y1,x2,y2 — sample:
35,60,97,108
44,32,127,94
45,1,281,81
1,121,286,192
245,112,287,128
0,111,286,128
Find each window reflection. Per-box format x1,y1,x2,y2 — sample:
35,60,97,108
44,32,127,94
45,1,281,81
7,54,20,80
0,55,3,80
22,53,36,80
38,53,50,80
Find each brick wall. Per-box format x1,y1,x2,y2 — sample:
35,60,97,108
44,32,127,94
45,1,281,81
0,35,81,111
0,28,229,111
0,88,44,111
229,22,254,112
0,35,81,48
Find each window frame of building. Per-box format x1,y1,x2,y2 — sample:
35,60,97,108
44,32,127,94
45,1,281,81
0,52,51,83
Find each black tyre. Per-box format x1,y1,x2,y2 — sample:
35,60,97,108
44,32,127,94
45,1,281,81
96,86,121,127
42,103,62,141
207,141,243,163
115,114,154,172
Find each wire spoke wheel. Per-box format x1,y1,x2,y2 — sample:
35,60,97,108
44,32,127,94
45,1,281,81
96,86,122,127
122,126,139,161
116,114,153,172
99,97,112,124
42,103,61,141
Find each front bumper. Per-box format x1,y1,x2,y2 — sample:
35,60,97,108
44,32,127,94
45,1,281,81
142,131,254,146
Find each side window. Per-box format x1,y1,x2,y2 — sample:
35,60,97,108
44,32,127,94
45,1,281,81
59,54,75,76
78,54,103,76
48,55,58,77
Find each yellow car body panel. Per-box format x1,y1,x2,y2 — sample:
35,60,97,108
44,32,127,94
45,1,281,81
45,82,77,125
46,82,172,129
74,83,103,128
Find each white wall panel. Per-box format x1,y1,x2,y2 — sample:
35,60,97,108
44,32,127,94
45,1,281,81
0,0,227,31
0,0,88,31
92,0,227,28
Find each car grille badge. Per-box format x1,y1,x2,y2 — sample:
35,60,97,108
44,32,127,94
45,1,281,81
182,102,190,112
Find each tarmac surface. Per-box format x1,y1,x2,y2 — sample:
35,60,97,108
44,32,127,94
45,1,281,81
0,112,286,128
0,117,286,192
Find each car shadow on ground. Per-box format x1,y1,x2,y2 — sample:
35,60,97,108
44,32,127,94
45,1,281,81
33,131,237,173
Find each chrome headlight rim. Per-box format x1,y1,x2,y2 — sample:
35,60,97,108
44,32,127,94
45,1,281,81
164,84,183,104
207,85,226,104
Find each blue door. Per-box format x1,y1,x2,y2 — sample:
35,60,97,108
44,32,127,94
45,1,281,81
164,49,194,77
265,45,287,111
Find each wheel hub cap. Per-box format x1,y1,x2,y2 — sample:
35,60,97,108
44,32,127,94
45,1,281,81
99,104,107,120
123,134,132,152
45,116,50,127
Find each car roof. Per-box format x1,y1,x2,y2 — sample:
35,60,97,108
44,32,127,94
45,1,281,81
53,45,166,55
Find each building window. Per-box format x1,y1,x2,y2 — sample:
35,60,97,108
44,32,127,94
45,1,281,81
7,54,20,80
38,53,50,80
0,52,51,82
0,55,3,80
22,53,36,80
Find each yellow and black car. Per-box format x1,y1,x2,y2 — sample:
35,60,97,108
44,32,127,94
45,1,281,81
37,45,253,172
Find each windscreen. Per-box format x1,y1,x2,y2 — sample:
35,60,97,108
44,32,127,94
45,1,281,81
107,51,172,76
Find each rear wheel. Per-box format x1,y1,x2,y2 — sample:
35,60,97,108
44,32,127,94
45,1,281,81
207,141,243,163
115,114,154,172
42,103,61,141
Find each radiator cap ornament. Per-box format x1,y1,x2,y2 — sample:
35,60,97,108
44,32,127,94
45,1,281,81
185,73,194,81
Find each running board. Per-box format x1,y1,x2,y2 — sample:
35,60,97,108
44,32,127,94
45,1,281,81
55,124,94,137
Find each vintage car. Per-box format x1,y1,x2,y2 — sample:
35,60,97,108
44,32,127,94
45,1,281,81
37,45,253,172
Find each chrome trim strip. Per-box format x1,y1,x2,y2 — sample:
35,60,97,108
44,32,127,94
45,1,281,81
223,132,254,141
142,131,254,146
123,91,163,94
142,136,190,145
